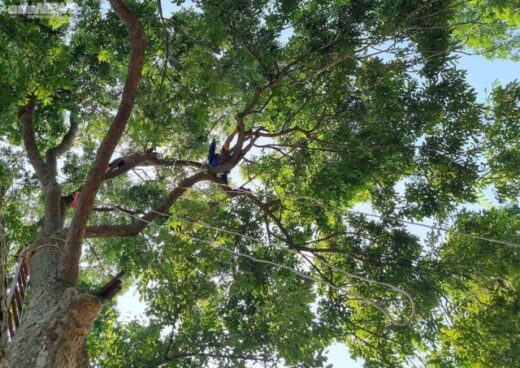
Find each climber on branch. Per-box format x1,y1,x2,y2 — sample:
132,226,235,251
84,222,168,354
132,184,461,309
207,128,259,184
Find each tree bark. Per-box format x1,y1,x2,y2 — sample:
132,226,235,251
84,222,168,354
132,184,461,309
7,238,105,368
0,183,10,368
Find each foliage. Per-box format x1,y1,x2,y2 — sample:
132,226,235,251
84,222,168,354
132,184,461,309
451,0,520,60
484,80,520,200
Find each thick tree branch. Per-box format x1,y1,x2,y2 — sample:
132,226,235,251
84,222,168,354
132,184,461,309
0,189,8,360
62,153,205,206
104,152,206,180
62,152,208,211
61,0,148,285
84,172,213,238
19,96,54,186
20,96,64,232
97,271,124,300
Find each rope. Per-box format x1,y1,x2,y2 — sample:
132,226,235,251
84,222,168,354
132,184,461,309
152,185,520,249
20,243,63,263
193,235,415,326
108,206,416,325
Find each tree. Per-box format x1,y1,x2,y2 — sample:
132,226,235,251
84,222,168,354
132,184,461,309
0,0,518,367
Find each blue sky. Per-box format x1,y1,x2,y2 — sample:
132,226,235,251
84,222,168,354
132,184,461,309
460,54,519,102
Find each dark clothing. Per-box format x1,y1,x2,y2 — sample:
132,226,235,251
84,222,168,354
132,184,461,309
208,139,220,168
109,157,125,169
220,172,229,185
208,138,230,184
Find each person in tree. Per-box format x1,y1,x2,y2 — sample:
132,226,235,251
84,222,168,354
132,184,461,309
105,157,125,172
208,129,258,184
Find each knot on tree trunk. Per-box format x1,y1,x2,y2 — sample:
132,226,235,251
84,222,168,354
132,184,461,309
56,288,104,336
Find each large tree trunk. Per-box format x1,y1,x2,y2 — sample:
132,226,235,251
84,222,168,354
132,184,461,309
6,237,104,368
0,189,10,368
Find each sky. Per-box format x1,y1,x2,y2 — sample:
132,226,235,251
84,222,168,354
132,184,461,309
113,2,519,367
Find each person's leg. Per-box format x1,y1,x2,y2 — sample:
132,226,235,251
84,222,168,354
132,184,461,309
208,139,218,167
220,172,228,185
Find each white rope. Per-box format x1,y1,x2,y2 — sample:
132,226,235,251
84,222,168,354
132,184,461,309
191,235,415,326
163,185,520,249
89,178,519,325
107,206,416,325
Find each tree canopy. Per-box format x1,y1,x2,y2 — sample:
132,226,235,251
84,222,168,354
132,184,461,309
0,0,519,367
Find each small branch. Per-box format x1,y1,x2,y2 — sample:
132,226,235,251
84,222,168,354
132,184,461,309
229,69,289,166
205,114,226,137
295,51,356,85
61,0,149,285
92,206,142,215
209,178,294,245
97,271,124,300
294,233,345,246
291,244,385,266
256,109,324,140
256,126,313,138
298,251,336,286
